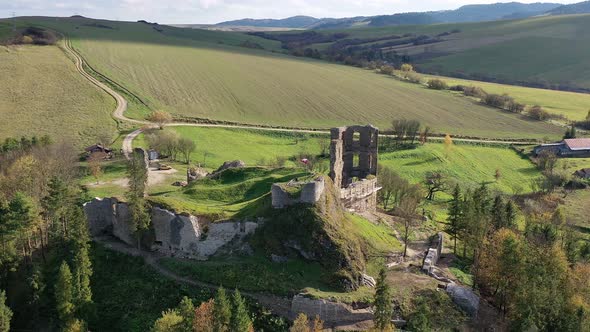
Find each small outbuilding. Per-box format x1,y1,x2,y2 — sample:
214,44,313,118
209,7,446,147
84,144,113,159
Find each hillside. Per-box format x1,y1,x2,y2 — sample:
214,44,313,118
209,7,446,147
0,42,116,146
214,2,562,29
277,14,590,92
13,16,563,140
217,15,320,28
548,0,590,14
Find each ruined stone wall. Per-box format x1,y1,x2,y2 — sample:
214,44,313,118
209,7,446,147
84,198,257,259
422,232,444,274
271,177,325,209
83,197,135,246
340,178,378,212
290,295,373,326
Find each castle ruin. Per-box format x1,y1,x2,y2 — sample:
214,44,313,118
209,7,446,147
271,125,380,212
330,125,380,212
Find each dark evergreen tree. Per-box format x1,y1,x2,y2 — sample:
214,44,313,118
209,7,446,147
0,290,12,332
373,268,392,331
446,184,463,254
505,200,517,229
177,296,194,332
230,289,252,332
491,195,506,229
213,286,231,332
55,261,75,323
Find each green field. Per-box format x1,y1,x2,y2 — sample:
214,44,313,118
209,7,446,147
421,73,590,121
9,16,565,140
0,43,116,146
380,143,542,194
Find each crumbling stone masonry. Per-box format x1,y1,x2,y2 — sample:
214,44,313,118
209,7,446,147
422,232,444,274
84,198,257,259
330,125,380,212
271,177,325,208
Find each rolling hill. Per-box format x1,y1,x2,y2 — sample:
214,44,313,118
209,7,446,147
271,14,590,92
13,16,565,140
214,2,562,29
548,0,590,14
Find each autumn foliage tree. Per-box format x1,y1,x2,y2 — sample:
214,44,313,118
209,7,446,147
148,110,173,129
193,299,214,332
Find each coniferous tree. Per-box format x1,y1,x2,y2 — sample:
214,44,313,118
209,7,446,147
177,296,194,332
407,301,431,332
213,287,231,332
505,200,517,229
230,289,252,332
55,261,75,323
491,195,506,229
126,149,150,249
0,290,12,332
373,268,393,331
446,184,463,254
72,244,92,310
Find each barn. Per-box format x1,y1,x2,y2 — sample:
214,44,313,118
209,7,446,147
534,138,590,158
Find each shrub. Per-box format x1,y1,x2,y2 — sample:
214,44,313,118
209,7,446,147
507,100,526,113
484,94,511,109
406,72,422,84
449,85,465,92
379,65,395,76
400,63,414,72
528,105,550,121
426,79,448,90
462,86,487,99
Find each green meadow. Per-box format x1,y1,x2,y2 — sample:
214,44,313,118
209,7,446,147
379,143,542,194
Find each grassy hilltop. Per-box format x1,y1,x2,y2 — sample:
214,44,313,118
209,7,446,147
9,16,565,140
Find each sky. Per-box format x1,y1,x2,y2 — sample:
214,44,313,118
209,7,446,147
0,0,580,24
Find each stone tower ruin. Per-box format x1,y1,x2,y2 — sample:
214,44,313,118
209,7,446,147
330,125,380,212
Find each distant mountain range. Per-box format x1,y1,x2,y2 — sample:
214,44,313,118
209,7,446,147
548,0,590,14
215,1,590,29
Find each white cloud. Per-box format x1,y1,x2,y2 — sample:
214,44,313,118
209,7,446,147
0,0,582,24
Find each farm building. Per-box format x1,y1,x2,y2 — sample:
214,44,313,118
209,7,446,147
534,138,590,158
574,168,590,179
85,144,113,155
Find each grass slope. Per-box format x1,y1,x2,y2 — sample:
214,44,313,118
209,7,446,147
380,143,542,194
15,16,564,140
0,44,116,146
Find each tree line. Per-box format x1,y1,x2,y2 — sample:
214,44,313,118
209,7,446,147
0,141,94,331
445,183,590,330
